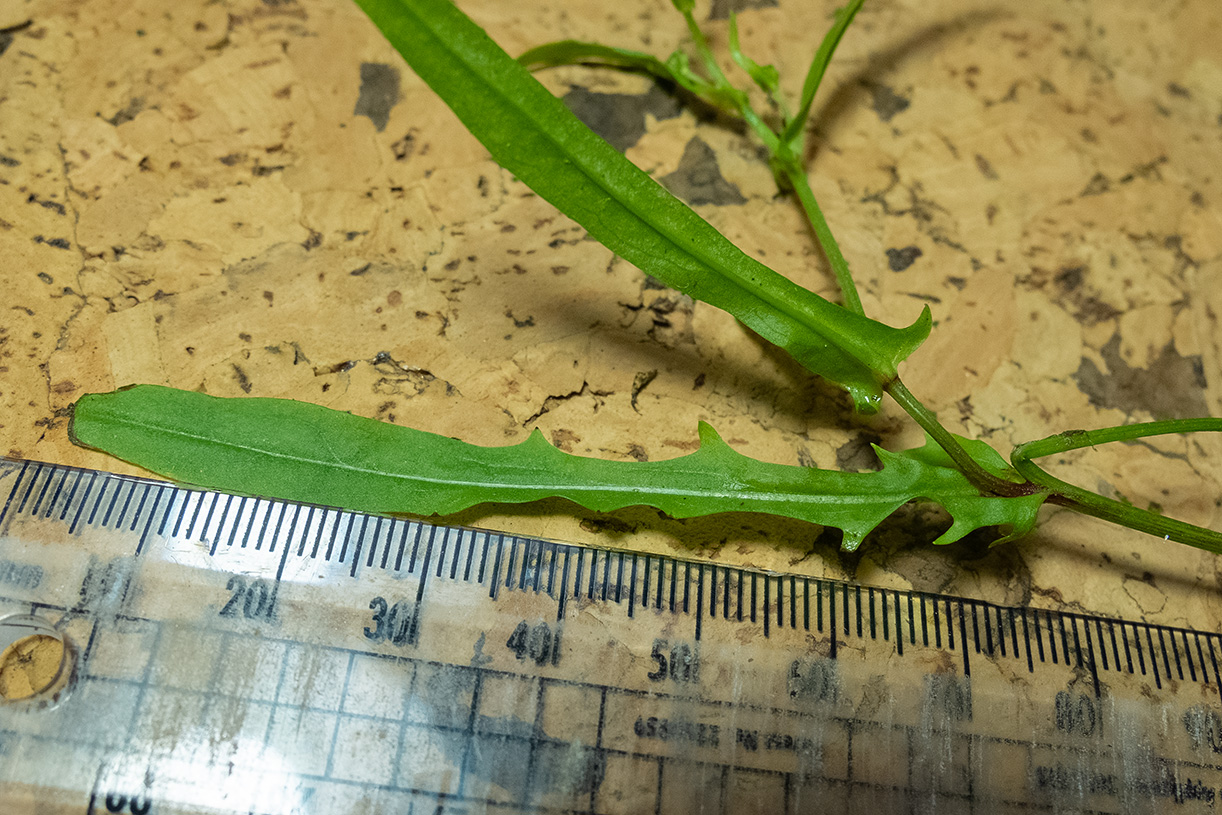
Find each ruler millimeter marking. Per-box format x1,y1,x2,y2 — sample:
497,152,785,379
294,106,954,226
4,456,1222,815
1,457,1218,696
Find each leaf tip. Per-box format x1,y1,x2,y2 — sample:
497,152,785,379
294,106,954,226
66,399,84,447
695,420,725,446
899,304,934,356
840,531,867,552
523,427,555,450
66,389,115,450
846,385,884,415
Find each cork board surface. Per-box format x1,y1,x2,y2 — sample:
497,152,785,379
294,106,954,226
1,0,1220,630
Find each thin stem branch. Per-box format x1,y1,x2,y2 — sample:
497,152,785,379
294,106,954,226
678,3,733,90
1037,479,1222,554
674,1,866,316
778,161,865,315
1012,419,1222,460
886,378,1038,498
1012,419,1222,553
727,13,790,121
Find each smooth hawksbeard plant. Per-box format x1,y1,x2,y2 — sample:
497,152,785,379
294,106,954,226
69,0,1222,556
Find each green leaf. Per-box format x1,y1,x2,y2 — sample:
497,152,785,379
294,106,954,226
519,38,776,151
727,13,782,102
897,432,1026,485
516,40,738,114
893,434,1041,546
517,40,678,84
354,0,930,413
781,0,867,149
70,386,1047,550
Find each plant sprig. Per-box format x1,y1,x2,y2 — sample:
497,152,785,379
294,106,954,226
357,0,929,416
518,0,868,315
68,0,1222,557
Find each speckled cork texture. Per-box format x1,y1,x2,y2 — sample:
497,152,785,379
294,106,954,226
1,0,1220,629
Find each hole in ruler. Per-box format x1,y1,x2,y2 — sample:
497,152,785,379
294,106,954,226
0,614,73,705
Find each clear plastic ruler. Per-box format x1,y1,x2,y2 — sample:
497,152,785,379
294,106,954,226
1,455,1221,814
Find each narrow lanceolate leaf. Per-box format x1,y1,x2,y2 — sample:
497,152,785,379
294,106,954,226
782,0,867,148
517,41,679,84
71,387,1046,550
354,0,930,413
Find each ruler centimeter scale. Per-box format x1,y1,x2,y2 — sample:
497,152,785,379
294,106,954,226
0,456,1221,814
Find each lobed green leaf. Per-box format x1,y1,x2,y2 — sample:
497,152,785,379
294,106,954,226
354,0,930,413
892,434,1039,546
71,386,1047,550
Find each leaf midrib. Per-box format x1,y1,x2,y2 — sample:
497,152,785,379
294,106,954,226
92,412,928,509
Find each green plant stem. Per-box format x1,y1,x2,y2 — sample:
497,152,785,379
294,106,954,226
677,2,732,90
1013,419,1222,458
671,11,867,316
1012,420,1222,554
673,4,783,156
726,15,788,115
778,159,864,316
886,378,1037,499
520,3,869,317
